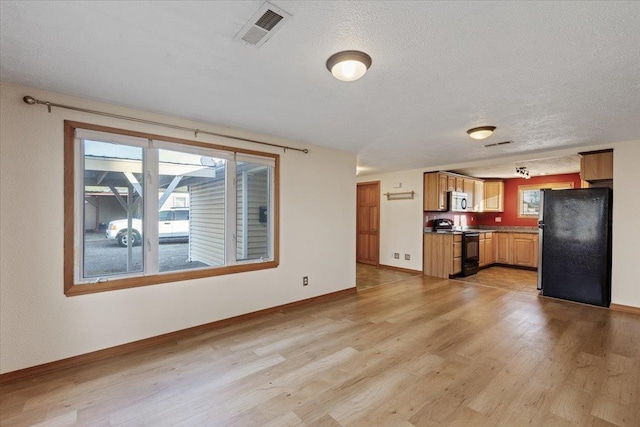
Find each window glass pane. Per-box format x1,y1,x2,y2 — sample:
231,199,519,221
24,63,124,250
83,140,144,278
158,149,226,273
236,161,270,261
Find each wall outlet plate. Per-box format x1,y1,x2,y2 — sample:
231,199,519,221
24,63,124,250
303,276,308,286
394,253,400,259
404,254,410,260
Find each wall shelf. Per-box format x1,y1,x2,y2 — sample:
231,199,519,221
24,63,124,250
384,191,415,200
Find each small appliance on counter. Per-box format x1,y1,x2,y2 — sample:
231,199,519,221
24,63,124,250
433,218,454,231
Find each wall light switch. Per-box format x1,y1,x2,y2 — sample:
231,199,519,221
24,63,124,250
495,217,502,223
393,182,402,188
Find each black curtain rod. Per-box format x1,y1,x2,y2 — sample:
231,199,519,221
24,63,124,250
22,96,309,154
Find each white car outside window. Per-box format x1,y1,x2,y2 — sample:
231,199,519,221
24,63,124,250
106,208,189,247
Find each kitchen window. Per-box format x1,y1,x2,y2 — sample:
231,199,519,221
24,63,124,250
65,121,278,295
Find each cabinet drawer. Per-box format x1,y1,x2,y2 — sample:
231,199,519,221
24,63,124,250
512,233,535,240
453,242,462,258
453,257,461,274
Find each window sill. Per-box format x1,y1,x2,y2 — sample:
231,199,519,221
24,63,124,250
65,260,279,296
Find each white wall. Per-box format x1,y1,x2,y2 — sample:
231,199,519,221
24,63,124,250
359,141,640,309
357,170,424,271
612,142,640,308
0,83,357,374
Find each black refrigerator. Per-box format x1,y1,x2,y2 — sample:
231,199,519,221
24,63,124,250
537,187,612,307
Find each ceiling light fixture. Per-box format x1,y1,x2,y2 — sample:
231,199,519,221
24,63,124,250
326,50,372,82
514,166,531,179
467,126,496,140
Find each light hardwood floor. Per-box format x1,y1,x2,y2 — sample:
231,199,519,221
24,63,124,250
1,272,639,426
356,263,421,290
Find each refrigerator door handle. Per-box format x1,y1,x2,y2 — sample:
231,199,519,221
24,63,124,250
537,190,545,291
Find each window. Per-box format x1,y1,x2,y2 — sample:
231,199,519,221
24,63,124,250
65,121,279,295
517,182,574,218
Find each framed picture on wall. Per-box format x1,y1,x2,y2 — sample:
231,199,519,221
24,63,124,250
518,182,574,218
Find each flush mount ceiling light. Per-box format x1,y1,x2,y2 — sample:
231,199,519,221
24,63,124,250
326,50,372,82
467,126,496,140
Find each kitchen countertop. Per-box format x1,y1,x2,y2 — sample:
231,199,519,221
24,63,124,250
424,227,538,234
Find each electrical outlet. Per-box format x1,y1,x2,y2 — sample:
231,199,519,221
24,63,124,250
404,254,410,260
495,217,502,223
303,276,308,286
394,253,400,259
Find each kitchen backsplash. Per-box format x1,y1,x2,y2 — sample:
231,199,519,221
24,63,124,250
425,211,478,228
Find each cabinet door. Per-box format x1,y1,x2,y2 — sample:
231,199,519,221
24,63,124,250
464,179,475,211
485,234,494,265
455,177,464,192
424,172,448,212
474,180,484,212
439,174,448,210
447,176,456,191
494,233,511,264
484,181,504,212
580,151,613,181
511,234,536,267
479,235,486,267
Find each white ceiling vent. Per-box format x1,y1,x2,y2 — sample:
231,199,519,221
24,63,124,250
234,2,291,48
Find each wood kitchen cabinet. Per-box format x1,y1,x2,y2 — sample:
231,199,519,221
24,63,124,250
447,176,456,192
423,233,462,278
424,172,449,211
474,180,484,212
493,232,538,268
478,232,495,268
464,179,475,212
494,232,511,264
510,233,539,268
580,150,613,182
483,180,504,212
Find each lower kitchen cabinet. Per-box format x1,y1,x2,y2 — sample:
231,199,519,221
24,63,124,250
423,233,462,278
492,232,538,268
479,232,494,267
494,232,511,264
510,233,539,268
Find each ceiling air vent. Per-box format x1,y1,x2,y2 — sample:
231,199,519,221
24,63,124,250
234,2,291,48
484,141,513,148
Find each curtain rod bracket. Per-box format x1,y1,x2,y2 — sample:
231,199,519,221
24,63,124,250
22,95,309,154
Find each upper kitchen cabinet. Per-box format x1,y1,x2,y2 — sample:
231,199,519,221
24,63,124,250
580,150,613,183
473,180,485,212
424,172,448,211
483,180,504,212
463,179,475,212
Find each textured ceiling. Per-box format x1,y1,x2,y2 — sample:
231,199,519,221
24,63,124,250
453,154,581,179
1,1,639,175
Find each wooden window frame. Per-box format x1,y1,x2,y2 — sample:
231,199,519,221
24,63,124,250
517,182,574,218
64,121,279,296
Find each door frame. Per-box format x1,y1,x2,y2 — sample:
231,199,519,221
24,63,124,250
356,181,380,266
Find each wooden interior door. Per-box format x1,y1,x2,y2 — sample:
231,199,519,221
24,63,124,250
357,182,380,265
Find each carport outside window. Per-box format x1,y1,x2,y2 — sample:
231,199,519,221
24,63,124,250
66,122,279,295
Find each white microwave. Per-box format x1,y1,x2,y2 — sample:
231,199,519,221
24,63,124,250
448,191,468,212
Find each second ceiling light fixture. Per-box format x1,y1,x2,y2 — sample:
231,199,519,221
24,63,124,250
326,50,372,82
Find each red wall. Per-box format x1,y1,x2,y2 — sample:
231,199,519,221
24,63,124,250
478,173,582,227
